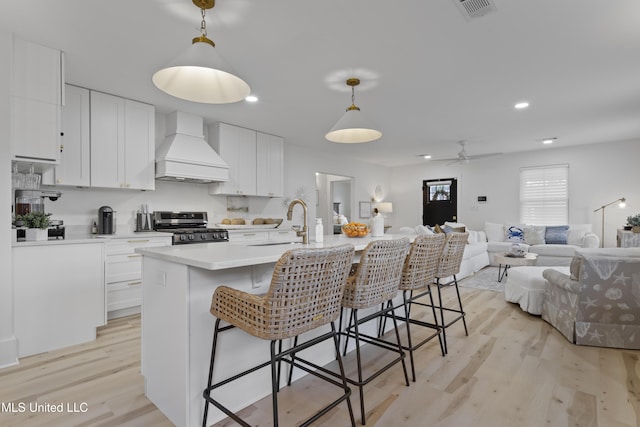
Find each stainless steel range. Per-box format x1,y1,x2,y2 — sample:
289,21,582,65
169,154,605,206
152,211,229,245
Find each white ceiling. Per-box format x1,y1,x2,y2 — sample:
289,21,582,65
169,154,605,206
2,0,640,167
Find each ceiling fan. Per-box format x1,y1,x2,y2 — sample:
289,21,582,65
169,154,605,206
436,141,502,165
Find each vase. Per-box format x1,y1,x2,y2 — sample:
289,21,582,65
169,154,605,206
25,228,48,241
632,226,640,233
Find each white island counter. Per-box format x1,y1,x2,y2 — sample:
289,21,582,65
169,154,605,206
137,234,410,427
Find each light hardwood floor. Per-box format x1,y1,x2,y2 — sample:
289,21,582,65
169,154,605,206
1,286,639,427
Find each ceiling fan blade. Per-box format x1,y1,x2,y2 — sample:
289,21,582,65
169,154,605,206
466,152,502,160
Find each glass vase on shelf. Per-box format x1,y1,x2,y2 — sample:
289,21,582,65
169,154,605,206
12,163,24,189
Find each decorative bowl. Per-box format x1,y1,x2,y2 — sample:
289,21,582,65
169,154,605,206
342,223,370,238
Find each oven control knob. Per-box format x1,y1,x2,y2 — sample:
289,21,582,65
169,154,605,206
188,234,195,240
201,234,207,240
180,235,187,241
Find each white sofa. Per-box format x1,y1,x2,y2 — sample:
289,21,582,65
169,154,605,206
484,222,600,266
398,224,489,281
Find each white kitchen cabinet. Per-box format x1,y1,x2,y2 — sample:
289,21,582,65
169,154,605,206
11,37,63,164
208,122,257,195
227,229,297,243
13,242,105,357
227,229,269,243
268,229,297,242
90,91,155,190
256,132,284,197
105,235,172,319
42,84,90,186
208,123,284,197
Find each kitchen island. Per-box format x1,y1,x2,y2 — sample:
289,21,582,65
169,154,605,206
137,233,411,427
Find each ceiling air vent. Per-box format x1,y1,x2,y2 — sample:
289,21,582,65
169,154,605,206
453,0,496,20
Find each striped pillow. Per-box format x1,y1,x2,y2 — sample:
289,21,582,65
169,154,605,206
545,225,569,245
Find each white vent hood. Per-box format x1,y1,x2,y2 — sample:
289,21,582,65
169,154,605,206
156,111,229,183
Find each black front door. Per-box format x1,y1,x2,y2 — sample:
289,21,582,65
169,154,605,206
422,178,458,226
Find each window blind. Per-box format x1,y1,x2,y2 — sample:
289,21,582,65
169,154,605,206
519,164,568,225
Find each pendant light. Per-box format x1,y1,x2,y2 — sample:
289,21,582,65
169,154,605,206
325,78,382,143
152,0,250,104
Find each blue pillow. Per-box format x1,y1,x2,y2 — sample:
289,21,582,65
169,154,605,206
545,225,569,244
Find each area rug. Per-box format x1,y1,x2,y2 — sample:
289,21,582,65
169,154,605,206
458,267,504,292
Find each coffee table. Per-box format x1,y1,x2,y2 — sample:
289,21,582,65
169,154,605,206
494,252,538,282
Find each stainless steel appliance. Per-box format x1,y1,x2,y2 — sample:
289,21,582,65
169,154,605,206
98,206,116,235
152,211,229,245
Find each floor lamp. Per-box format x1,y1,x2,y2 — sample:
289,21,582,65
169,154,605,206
593,197,626,247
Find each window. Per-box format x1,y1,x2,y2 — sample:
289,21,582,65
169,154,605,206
519,164,568,225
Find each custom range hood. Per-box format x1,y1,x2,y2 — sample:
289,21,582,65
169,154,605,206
156,111,229,183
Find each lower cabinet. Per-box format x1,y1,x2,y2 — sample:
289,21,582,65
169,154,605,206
227,229,297,243
13,242,105,358
105,235,172,319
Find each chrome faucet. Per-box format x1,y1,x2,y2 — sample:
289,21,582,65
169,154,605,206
287,198,309,244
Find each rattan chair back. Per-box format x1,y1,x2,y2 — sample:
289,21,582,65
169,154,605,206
210,244,355,340
342,238,411,309
436,232,469,278
399,233,446,291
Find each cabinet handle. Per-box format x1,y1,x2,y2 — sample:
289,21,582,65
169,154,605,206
128,280,142,286
127,254,142,258
243,233,257,237
127,240,150,243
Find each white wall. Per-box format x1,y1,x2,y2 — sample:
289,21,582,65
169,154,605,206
390,139,640,247
0,31,17,368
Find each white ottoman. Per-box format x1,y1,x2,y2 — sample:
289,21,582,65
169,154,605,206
504,266,570,315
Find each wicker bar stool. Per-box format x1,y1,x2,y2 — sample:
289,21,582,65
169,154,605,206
430,232,469,355
202,244,356,427
297,238,411,425
378,233,447,381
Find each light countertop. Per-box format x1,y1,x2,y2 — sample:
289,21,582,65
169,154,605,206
136,234,412,271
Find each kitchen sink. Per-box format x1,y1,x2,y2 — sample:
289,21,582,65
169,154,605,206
248,241,299,246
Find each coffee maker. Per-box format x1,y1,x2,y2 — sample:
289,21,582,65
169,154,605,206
98,206,116,235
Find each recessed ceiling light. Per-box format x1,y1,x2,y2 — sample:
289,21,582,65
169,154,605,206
417,154,431,159
245,95,258,102
542,137,557,144
514,102,529,109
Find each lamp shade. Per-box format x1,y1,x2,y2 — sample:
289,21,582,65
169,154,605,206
325,108,382,143
376,202,393,213
152,41,250,104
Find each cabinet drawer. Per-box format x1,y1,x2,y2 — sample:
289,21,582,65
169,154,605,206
107,280,142,311
268,230,297,242
106,237,171,255
228,231,269,243
106,253,142,283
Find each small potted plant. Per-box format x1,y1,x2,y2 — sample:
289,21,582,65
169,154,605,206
626,214,640,233
15,211,51,241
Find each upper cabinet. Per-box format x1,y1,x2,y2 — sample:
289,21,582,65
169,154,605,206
11,37,63,164
256,132,284,197
43,84,90,186
90,91,155,190
208,122,284,197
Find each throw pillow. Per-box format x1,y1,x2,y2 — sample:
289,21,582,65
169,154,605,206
523,225,546,245
545,225,570,244
485,222,505,242
434,224,445,234
444,221,466,232
414,225,434,235
505,225,525,243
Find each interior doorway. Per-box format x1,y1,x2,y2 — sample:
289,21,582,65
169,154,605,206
422,178,458,226
316,172,354,235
